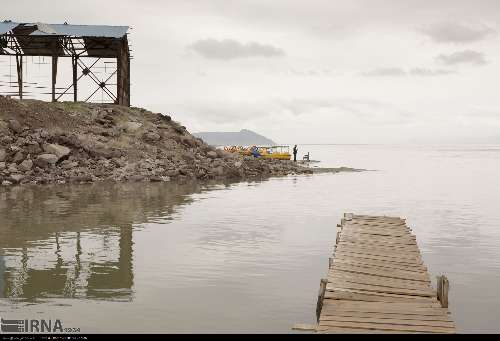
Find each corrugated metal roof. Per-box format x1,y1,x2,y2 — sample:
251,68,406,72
0,21,18,34
1,21,128,38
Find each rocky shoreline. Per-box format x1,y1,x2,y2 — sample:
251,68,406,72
0,97,318,186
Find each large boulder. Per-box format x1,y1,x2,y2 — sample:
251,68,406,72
143,131,161,142
8,119,22,134
9,174,25,184
207,151,218,159
43,144,71,160
122,121,142,133
35,154,59,168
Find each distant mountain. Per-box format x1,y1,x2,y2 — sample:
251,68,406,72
193,129,276,146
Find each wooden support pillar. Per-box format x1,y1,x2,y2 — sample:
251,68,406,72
72,55,78,102
15,55,22,99
116,36,130,106
52,55,58,102
437,275,449,308
316,278,328,322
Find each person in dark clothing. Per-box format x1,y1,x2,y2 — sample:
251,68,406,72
293,145,298,162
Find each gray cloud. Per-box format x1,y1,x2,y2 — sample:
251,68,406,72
437,50,487,65
423,22,496,43
409,68,457,76
362,68,407,77
274,98,414,124
188,39,285,60
363,68,456,77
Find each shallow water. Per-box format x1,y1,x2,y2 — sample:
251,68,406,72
1,144,499,333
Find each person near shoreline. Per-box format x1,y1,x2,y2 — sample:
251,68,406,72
293,145,298,162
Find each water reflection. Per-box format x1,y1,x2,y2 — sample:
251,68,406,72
0,180,243,303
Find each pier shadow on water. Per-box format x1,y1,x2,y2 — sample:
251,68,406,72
0,180,245,303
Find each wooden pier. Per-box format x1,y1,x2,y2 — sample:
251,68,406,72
295,213,456,334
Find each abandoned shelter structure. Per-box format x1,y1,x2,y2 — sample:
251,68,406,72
0,20,130,106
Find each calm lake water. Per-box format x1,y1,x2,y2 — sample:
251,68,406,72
1,144,500,333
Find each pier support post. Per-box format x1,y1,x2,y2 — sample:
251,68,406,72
316,278,328,322
52,55,58,102
437,275,449,308
15,55,23,99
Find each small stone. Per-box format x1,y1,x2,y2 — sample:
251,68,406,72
166,169,179,177
122,121,142,133
160,114,171,122
0,149,6,162
19,159,33,171
12,151,24,164
150,176,170,182
60,160,78,170
234,161,243,168
0,162,5,170
7,164,18,173
212,166,224,176
2,180,13,186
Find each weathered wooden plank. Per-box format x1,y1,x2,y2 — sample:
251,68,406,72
337,241,422,253
330,264,431,282
318,320,455,334
340,235,417,245
329,272,433,290
325,290,438,303
326,281,435,297
334,250,422,262
325,287,437,301
322,306,450,319
322,300,445,311
331,259,427,274
320,315,456,328
341,230,412,238
317,326,427,334
335,250,422,262
333,256,426,271
333,252,424,266
292,324,317,331
320,311,453,322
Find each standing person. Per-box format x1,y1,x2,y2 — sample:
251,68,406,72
293,145,298,162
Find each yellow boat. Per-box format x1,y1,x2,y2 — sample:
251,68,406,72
259,146,291,160
223,145,291,160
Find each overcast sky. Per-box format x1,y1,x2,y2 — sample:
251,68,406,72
3,0,500,144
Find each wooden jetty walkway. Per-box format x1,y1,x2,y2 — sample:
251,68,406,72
295,213,456,334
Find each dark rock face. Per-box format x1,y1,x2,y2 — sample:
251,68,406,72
0,96,312,186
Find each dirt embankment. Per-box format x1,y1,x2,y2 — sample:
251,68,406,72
0,96,312,186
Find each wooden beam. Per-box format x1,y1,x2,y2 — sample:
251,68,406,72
15,55,22,99
72,55,78,102
436,275,449,308
116,37,130,106
52,55,58,102
316,278,328,322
